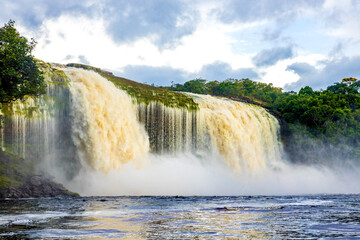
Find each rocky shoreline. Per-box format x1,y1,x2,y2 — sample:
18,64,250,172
0,175,78,198
0,150,79,199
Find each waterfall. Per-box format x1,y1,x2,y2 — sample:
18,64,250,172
137,92,282,172
1,67,283,180
190,93,282,172
65,68,149,172
0,71,78,178
137,102,206,154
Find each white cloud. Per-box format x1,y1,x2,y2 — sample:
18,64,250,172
31,15,161,70
162,23,254,72
28,12,255,75
323,0,352,10
260,54,328,88
321,0,360,40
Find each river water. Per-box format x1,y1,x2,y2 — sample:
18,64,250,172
1,195,360,239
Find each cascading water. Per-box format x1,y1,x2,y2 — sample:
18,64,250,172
63,68,282,175
137,102,207,154
0,68,77,179
1,66,297,195
65,69,149,172
3,66,360,195
190,93,282,172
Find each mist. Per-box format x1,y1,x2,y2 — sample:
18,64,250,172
63,152,360,196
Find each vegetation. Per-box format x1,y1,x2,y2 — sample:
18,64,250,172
0,20,46,103
66,63,198,110
0,150,34,188
38,60,70,87
168,78,282,106
0,60,70,119
273,80,360,136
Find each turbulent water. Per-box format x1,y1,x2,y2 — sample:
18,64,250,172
1,195,360,239
2,67,360,196
66,69,149,172
59,68,287,195
65,69,282,173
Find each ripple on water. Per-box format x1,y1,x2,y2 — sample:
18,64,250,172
0,195,359,239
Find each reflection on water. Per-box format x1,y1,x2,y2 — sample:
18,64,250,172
1,195,360,239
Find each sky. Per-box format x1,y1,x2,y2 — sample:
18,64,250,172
1,0,360,91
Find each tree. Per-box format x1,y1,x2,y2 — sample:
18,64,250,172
183,79,207,94
342,77,358,85
299,86,314,96
0,20,45,103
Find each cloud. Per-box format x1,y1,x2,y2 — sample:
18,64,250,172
286,62,316,76
193,61,258,80
322,0,360,40
285,56,360,91
253,46,294,67
262,27,282,41
0,0,198,49
0,0,93,29
63,55,75,61
120,65,188,86
214,0,324,24
329,42,344,56
104,0,198,48
78,55,90,65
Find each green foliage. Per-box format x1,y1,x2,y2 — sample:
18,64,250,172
272,80,360,152
168,78,283,106
298,86,315,96
182,79,207,94
0,61,70,120
0,20,46,103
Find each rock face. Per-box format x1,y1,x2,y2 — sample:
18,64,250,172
0,175,78,198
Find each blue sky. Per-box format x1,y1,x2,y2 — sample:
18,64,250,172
1,0,360,91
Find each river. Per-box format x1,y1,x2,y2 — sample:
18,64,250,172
1,194,360,239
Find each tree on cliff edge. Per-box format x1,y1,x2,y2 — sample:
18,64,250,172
0,20,45,103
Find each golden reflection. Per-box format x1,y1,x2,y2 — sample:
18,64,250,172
83,200,147,240
82,198,274,239
83,199,271,239
166,210,269,239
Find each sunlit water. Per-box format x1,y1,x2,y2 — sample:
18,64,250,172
1,195,360,239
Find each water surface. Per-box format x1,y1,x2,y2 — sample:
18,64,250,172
1,195,360,239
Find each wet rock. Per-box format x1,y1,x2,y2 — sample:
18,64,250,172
0,175,79,199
